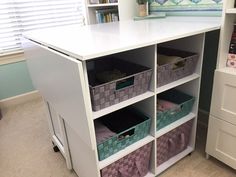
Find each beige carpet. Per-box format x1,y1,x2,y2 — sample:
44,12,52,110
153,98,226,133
0,99,235,177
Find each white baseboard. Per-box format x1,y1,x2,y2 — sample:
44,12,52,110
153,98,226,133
0,90,41,109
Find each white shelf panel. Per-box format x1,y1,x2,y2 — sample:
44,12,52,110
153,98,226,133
144,172,155,177
93,91,154,119
216,67,236,76
226,8,236,14
156,146,194,175
24,17,221,61
87,3,118,7
156,113,196,138
156,73,200,94
99,135,155,169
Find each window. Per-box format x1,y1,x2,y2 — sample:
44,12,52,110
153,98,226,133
0,0,85,57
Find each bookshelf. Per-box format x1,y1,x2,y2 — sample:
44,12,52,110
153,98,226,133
206,0,236,170
85,0,137,24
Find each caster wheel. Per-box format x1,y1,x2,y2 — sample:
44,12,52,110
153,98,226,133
53,145,60,152
188,153,192,156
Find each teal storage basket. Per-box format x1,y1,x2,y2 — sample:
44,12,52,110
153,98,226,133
157,89,195,130
97,108,151,161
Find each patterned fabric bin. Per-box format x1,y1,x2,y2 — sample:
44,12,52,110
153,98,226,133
157,47,198,87
101,142,152,177
157,89,195,130
156,119,193,166
96,108,151,161
88,58,152,111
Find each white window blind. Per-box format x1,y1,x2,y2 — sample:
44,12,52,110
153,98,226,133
0,0,85,56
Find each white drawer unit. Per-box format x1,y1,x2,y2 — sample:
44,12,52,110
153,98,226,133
206,116,236,169
210,69,236,125
206,0,236,170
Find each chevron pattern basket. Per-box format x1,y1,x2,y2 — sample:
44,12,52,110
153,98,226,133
156,119,193,166
88,58,152,111
97,108,151,161
157,47,198,87
101,142,152,177
157,89,195,130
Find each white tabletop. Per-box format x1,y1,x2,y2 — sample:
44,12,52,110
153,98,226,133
24,16,221,61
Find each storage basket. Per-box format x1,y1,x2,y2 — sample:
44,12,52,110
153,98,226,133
96,108,151,161
157,47,198,87
157,89,195,130
156,119,193,166
101,142,152,177
88,58,152,111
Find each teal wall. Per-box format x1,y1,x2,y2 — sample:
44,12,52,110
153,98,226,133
0,61,35,100
199,30,220,112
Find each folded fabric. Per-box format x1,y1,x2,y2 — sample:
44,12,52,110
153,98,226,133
95,121,116,144
227,59,236,68
96,69,126,83
157,54,182,66
157,99,178,112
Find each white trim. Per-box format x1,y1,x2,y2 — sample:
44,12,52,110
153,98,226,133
0,52,26,65
0,90,41,109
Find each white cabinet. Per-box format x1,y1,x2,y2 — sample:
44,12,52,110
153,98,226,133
210,69,236,125
206,0,236,170
23,18,220,177
206,116,236,169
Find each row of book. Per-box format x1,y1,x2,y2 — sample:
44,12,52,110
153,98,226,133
227,24,236,68
95,9,119,23
90,0,117,4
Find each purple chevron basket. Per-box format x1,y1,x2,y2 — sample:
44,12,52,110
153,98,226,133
157,47,198,87
156,119,193,166
88,58,152,111
101,142,152,177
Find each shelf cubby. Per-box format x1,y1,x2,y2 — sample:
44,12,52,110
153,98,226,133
99,135,155,169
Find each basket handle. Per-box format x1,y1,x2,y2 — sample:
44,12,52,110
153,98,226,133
117,128,135,141
135,159,145,176
168,138,176,155
178,132,186,150
115,76,134,91
172,59,187,70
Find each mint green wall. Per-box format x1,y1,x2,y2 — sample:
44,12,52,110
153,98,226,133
199,30,220,112
0,61,35,100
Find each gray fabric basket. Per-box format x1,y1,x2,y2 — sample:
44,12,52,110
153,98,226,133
156,119,193,166
88,58,152,111
157,47,198,87
101,142,152,177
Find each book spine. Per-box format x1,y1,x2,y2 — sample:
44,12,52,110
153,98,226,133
227,24,236,68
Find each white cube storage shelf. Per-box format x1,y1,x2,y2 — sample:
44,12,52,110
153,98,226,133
24,18,220,177
85,0,136,24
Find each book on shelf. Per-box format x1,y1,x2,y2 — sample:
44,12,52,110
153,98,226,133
89,0,117,4
95,8,119,23
227,24,236,68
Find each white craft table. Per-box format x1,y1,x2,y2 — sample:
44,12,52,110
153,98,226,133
23,16,221,177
